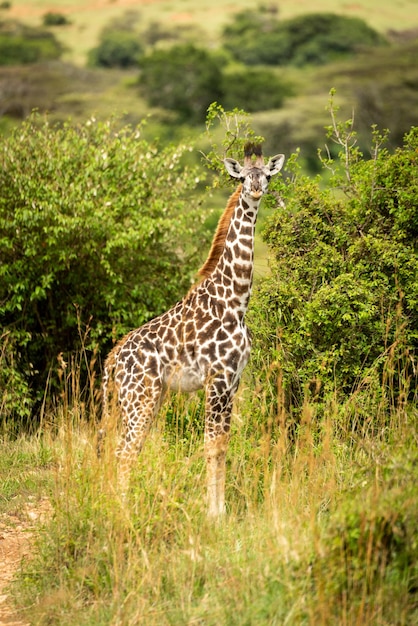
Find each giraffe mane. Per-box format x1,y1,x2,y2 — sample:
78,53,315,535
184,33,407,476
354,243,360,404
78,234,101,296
197,184,242,279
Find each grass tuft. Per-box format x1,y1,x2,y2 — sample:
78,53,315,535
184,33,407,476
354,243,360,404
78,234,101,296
0,349,416,625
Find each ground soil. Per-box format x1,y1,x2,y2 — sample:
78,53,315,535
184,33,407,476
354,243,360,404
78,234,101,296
0,500,50,626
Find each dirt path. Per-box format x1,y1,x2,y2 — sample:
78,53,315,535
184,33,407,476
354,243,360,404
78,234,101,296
0,500,50,626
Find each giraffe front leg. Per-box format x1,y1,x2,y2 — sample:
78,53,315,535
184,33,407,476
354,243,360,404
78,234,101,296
205,431,229,517
204,377,236,517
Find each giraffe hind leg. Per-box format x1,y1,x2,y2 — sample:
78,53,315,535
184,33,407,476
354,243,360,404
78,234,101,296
116,376,165,497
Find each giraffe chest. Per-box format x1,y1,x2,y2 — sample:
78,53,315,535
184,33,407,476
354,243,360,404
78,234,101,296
164,308,251,393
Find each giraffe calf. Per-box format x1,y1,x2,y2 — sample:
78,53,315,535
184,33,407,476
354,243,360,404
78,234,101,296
101,144,285,516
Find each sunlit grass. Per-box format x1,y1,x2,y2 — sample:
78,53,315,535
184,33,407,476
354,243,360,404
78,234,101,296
1,355,416,625
1,258,417,624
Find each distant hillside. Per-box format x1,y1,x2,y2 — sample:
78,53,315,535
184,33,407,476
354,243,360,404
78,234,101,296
6,0,418,66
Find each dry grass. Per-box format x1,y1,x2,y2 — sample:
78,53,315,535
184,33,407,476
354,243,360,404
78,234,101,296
1,350,416,624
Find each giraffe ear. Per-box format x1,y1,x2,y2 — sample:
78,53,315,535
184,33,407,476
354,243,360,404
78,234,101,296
266,154,285,176
224,158,243,179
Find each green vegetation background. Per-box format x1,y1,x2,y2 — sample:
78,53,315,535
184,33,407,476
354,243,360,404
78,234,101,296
0,2,417,624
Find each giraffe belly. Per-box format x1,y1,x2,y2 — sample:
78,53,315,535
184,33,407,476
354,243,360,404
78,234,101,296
164,363,204,393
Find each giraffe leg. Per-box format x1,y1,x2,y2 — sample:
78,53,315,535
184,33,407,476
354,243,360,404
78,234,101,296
204,376,237,517
205,431,229,517
116,377,164,497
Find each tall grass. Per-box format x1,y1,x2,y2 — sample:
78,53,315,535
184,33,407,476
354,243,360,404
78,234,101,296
1,343,417,625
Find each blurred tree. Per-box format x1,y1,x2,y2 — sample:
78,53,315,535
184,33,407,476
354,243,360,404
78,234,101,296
0,115,206,424
139,44,223,123
0,20,63,65
43,12,70,27
88,30,143,68
221,67,292,112
250,118,418,413
88,11,143,68
223,11,387,66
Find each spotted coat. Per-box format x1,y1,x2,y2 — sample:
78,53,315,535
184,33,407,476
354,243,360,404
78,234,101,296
101,144,285,516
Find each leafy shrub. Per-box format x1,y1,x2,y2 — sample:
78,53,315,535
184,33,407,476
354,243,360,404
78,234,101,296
314,441,418,621
220,67,292,112
0,115,205,423
0,21,63,65
88,29,143,68
138,45,291,122
250,120,418,412
138,44,223,124
0,332,32,423
223,11,387,66
42,12,70,27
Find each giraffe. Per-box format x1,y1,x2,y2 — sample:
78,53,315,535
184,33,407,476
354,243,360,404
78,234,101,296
101,143,285,516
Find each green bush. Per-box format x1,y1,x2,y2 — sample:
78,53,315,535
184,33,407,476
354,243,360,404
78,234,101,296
223,11,387,66
0,21,62,65
0,115,205,424
314,440,418,621
42,12,70,27
138,45,291,122
250,122,418,412
138,44,223,124
0,332,32,423
220,67,292,112
88,29,143,68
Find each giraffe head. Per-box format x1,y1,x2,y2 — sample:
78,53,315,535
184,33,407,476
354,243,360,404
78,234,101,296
224,143,284,200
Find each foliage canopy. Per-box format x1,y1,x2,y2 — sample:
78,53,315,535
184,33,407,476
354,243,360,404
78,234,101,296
42,12,70,27
220,67,292,113
250,117,417,414
223,11,387,66
0,115,205,423
0,20,63,65
138,44,224,124
138,43,292,123
88,29,143,68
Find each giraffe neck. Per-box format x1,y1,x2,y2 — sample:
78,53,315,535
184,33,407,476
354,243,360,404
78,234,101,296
212,190,260,315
